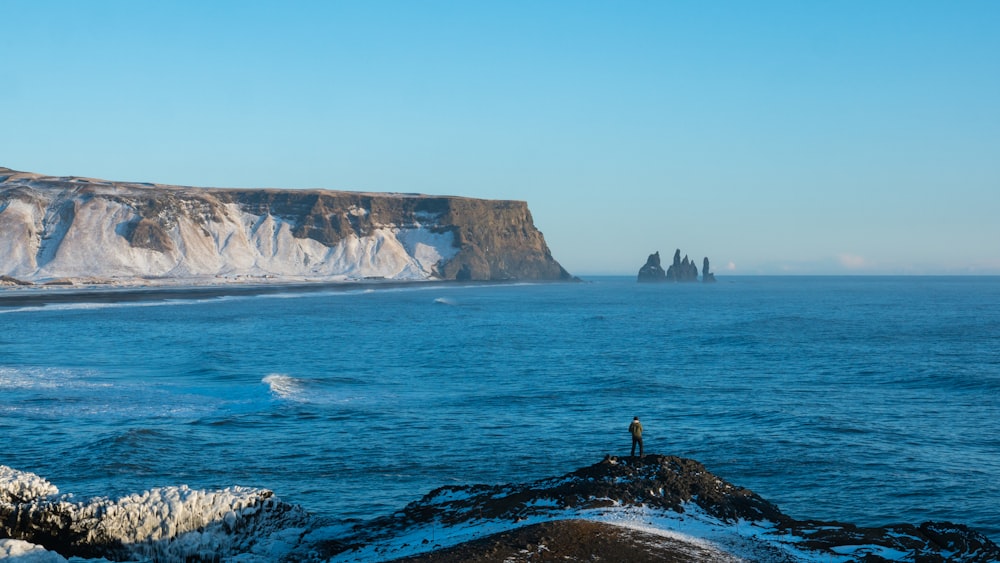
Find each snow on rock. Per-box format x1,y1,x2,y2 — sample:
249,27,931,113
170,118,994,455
0,466,312,562
0,168,572,284
319,455,1000,563
0,539,68,562
3,457,1000,562
0,466,59,504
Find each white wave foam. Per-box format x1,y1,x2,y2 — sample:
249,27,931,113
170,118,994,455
261,373,368,407
0,366,105,392
0,298,190,314
262,373,306,401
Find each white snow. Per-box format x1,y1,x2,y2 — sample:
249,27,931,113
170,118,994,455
0,466,59,504
0,185,461,284
321,501,887,563
0,461,941,563
0,464,310,563
0,539,67,562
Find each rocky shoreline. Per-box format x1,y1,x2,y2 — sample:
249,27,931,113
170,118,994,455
3,455,997,562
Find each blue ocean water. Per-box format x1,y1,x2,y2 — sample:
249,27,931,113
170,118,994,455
1,276,998,541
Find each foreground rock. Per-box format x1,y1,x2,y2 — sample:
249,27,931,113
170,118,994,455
0,167,572,284
0,466,311,561
328,455,999,563
388,519,742,562
3,457,997,562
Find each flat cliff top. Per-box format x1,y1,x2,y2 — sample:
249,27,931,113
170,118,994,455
0,166,519,203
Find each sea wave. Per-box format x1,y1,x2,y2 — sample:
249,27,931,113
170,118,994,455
261,373,366,406
0,298,210,314
262,373,306,401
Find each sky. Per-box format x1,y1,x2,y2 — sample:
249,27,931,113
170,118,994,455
2,1,998,275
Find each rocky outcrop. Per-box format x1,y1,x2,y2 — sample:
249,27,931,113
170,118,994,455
0,466,310,561
636,251,666,282
328,455,999,563
703,257,716,282
638,249,715,282
0,167,572,284
3,458,997,562
666,249,698,281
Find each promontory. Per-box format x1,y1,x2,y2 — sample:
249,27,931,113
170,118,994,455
0,168,572,286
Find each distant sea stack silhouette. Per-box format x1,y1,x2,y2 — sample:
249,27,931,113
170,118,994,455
638,249,715,282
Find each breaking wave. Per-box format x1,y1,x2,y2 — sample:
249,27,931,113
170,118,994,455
262,373,306,401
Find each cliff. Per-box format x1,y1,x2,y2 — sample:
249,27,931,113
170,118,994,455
0,167,572,284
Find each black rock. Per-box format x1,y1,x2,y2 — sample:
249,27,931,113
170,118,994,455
703,257,716,283
636,251,667,282
665,249,698,281
325,455,1000,563
638,249,716,283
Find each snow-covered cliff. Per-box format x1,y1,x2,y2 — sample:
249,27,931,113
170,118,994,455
0,168,571,284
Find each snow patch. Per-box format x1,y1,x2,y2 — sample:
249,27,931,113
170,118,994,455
0,188,461,283
0,539,67,562
0,466,59,504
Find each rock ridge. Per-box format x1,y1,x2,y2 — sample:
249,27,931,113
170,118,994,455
327,455,999,562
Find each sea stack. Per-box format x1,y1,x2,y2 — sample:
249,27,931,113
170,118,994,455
636,251,667,282
638,249,715,282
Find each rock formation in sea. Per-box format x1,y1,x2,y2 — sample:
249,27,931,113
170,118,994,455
638,249,715,282
703,256,716,282
5,457,996,562
0,167,572,285
636,251,667,282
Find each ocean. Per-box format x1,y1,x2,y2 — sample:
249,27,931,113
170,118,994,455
2,276,998,546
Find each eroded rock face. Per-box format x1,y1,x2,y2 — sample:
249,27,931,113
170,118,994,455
0,167,572,283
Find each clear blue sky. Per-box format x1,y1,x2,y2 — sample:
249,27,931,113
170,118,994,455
3,1,998,275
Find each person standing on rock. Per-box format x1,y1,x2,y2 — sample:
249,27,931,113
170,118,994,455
628,416,644,457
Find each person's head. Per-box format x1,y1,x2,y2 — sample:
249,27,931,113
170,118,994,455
633,416,639,421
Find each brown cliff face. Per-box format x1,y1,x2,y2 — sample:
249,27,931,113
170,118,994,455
439,198,571,281
0,167,573,283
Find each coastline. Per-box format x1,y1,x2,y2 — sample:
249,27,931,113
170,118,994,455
0,277,577,309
